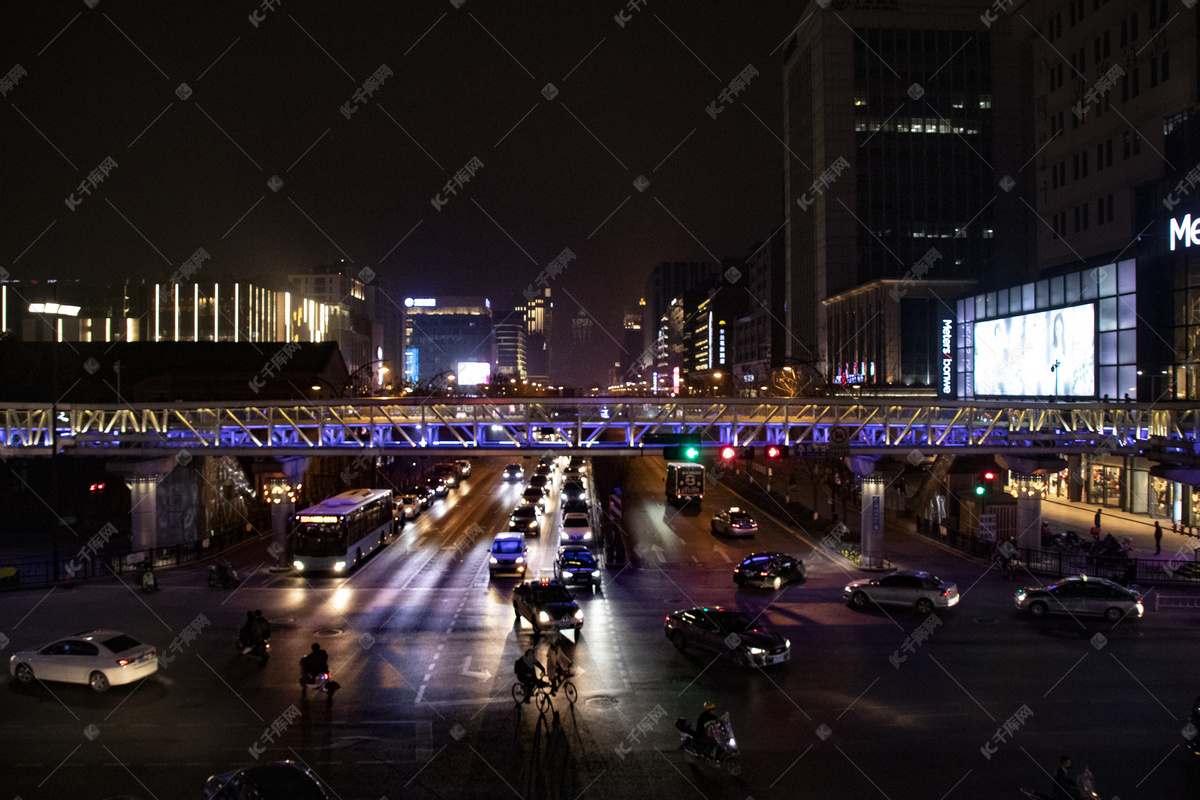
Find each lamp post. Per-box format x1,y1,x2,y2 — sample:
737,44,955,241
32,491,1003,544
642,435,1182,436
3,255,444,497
1051,360,1061,397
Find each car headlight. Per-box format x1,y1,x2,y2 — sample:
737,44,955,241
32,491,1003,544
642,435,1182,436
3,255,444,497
1135,602,1144,615
784,638,790,648
538,611,550,622
515,557,525,563
574,609,584,620
1016,590,1026,601
293,560,305,570
490,557,498,564
334,561,346,571
747,647,765,655
592,570,601,578
583,532,592,540
562,570,573,576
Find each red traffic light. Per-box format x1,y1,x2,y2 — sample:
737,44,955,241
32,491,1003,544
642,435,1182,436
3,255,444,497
720,446,736,460
983,471,996,481
765,445,781,459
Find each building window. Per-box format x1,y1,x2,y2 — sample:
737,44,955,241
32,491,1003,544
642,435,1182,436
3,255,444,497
1081,151,1088,177
1050,66,1057,91
1162,51,1170,82
1082,203,1089,231
1130,11,1138,41
1052,165,1059,189
1094,36,1101,64
1132,68,1139,98
1073,154,1079,180
1121,73,1128,102
1106,194,1114,223
1074,206,1080,233
1105,138,1112,167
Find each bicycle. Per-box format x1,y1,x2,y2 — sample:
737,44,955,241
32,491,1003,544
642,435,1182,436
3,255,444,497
512,681,552,713
548,673,578,707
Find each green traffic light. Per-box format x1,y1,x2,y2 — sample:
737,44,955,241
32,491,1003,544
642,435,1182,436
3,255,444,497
684,446,699,460
974,485,985,495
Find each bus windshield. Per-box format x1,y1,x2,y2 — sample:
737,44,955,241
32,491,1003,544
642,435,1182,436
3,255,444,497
295,520,346,556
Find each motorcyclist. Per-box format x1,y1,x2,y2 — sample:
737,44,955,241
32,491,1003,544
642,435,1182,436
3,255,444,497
993,539,1014,576
251,610,271,647
514,649,547,704
1050,755,1074,800
239,611,257,650
696,702,721,758
301,643,330,684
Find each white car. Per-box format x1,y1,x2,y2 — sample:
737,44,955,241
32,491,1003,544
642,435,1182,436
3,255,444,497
9,629,158,692
844,571,960,614
559,513,594,545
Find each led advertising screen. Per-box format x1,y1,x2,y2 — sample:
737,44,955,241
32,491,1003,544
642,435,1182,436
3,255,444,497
972,304,1094,397
456,361,491,385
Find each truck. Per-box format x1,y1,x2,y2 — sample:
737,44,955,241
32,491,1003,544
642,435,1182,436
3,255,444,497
665,462,705,507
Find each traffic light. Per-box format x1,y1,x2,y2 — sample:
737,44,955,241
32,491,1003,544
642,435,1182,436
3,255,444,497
764,444,787,460
718,446,755,461
975,470,997,496
663,445,702,462
720,446,736,461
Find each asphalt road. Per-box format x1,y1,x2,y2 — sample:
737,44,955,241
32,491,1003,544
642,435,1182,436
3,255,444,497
3,456,1199,799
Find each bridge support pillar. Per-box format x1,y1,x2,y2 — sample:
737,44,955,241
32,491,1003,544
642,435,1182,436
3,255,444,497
1012,474,1042,551
107,456,181,553
860,476,886,568
256,457,310,567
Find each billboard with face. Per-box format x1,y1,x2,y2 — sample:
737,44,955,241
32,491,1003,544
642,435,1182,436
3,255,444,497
972,304,1095,397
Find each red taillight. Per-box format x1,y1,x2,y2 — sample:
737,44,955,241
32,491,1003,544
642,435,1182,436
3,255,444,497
942,589,953,597
117,657,132,666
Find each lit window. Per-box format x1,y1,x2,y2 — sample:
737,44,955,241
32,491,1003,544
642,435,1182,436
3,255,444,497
980,95,992,108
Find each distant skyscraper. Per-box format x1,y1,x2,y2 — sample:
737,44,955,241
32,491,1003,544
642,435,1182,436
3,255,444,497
494,312,528,380
518,287,552,383
402,296,494,385
642,261,719,354
783,1,1034,383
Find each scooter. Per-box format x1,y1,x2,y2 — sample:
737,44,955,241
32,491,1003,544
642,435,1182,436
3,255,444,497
207,560,240,588
1020,766,1099,799
300,668,340,698
137,560,157,593
676,713,741,775
236,635,270,661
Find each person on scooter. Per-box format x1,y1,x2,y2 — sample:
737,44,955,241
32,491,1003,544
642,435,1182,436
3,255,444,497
696,702,721,758
301,643,330,685
514,648,547,704
251,610,271,647
1050,755,1075,800
239,611,257,651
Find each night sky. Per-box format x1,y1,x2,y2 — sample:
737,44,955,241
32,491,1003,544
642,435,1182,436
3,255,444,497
1,1,803,386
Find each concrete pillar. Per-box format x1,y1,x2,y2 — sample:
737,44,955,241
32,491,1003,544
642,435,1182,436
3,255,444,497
107,456,180,554
261,457,310,567
860,477,885,568
1129,467,1148,516
1012,473,1042,551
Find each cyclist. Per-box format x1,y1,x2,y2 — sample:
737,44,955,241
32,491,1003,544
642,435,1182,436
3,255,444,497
546,639,570,695
514,648,547,704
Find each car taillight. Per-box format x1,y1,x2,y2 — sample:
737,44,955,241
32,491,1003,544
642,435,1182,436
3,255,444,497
117,657,133,666
941,589,953,597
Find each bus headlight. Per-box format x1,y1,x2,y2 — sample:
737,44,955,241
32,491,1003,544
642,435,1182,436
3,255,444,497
334,561,347,571
293,560,305,570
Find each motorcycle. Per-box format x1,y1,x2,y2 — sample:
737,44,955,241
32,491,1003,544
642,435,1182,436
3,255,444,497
675,713,741,775
136,560,157,593
1054,531,1088,553
207,560,240,589
236,635,270,661
300,668,339,698
1020,766,1099,799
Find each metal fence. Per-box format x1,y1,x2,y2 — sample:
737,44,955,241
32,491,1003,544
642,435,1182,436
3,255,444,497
0,514,270,591
914,517,1200,586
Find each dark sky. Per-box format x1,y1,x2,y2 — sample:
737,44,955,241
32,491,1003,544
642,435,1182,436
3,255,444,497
1,1,803,386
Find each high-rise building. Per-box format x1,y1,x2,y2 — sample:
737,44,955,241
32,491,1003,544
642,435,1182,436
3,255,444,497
494,312,528,380
783,1,1034,384
403,296,495,386
288,263,402,383
518,287,552,384
642,262,720,354
1033,0,1196,270
614,304,644,387
730,235,786,394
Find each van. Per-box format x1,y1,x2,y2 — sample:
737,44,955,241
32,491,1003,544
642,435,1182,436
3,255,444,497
489,532,528,577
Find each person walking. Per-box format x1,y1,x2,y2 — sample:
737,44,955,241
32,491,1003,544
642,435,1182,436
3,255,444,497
1094,507,1103,531
1154,521,1163,555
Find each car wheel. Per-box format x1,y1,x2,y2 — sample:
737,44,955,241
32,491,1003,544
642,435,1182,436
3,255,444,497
1028,601,1048,618
850,590,869,609
915,598,934,615
1104,606,1124,623
725,758,742,776
14,663,34,684
671,631,687,651
89,671,110,693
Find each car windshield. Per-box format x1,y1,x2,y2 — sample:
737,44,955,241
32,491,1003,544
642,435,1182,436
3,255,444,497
101,634,141,653
506,465,520,471
563,553,595,568
532,585,573,604
729,512,753,523
494,540,523,554
513,508,536,519
707,611,755,632
563,517,588,527
523,490,541,499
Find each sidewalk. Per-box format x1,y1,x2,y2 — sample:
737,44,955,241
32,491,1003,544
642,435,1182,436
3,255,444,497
1037,496,1199,563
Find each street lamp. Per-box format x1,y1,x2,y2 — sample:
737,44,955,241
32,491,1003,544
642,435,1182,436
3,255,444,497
1050,360,1061,397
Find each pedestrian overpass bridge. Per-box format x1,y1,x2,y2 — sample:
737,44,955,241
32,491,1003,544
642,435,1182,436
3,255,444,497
1,397,1195,459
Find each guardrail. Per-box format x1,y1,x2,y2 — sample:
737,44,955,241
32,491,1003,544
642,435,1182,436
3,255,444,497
914,516,1200,586
0,514,270,591
1154,595,1200,611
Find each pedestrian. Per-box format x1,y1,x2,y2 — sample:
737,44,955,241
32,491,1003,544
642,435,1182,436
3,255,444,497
1154,521,1163,555
1094,507,1102,530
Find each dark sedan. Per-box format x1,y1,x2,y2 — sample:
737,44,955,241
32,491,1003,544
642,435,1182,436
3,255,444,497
205,761,331,799
512,579,584,632
503,463,524,481
734,552,806,590
561,479,587,502
554,548,601,591
509,505,540,536
665,607,790,668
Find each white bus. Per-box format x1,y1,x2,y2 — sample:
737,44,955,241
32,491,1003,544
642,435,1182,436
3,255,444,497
292,489,394,573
